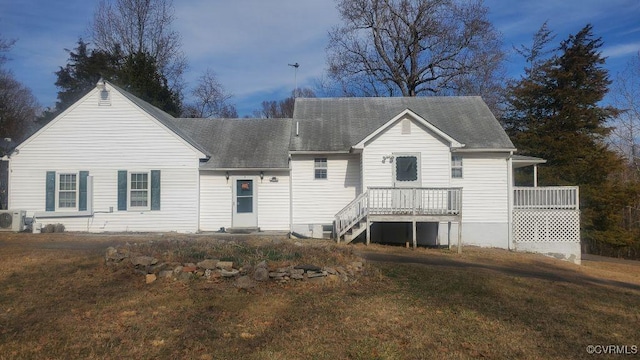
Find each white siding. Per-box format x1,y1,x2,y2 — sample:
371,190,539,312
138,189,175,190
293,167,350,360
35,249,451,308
291,154,360,226
453,153,509,223
9,86,202,232
362,115,450,189
199,171,232,231
450,152,510,247
198,170,290,231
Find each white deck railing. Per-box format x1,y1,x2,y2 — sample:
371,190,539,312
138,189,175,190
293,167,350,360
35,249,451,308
335,187,462,239
513,186,579,210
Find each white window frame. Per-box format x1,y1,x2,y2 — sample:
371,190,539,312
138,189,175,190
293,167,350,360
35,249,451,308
57,172,78,210
451,155,463,179
129,171,150,210
314,158,328,180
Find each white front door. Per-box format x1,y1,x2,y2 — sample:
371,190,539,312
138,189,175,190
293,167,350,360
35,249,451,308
232,177,258,227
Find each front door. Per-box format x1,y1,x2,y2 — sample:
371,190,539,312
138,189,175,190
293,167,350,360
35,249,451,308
232,178,257,228
392,153,421,212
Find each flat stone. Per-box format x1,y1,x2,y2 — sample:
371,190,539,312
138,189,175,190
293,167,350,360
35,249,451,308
220,269,240,278
159,270,173,278
306,272,326,279
182,266,197,273
145,274,157,284
216,261,234,271
130,255,158,267
234,276,255,289
269,272,285,279
253,267,269,282
290,268,304,276
294,264,321,272
324,267,337,275
291,274,304,280
197,259,219,270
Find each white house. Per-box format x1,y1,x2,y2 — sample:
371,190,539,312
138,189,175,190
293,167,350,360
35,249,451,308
4,81,581,263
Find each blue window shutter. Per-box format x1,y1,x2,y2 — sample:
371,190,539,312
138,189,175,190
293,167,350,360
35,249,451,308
118,170,127,211
79,171,89,211
151,170,161,211
46,171,56,211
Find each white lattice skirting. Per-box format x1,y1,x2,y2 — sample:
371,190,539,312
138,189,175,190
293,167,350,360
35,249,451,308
513,209,580,243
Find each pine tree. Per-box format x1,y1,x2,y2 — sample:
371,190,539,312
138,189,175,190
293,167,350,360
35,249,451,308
503,24,636,247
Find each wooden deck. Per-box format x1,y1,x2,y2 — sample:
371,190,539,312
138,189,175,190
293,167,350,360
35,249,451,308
335,187,463,251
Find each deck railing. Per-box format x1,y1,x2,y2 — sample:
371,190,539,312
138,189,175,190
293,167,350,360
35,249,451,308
513,186,579,210
335,187,462,239
368,187,462,215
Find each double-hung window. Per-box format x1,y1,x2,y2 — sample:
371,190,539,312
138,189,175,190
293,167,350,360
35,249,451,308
118,170,161,211
314,158,327,179
45,171,89,212
58,173,77,209
129,172,149,208
451,155,463,179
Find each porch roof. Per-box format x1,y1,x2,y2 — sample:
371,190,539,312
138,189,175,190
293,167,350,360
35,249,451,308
512,155,547,169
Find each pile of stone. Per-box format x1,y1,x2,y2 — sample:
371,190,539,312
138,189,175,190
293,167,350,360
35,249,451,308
104,245,365,288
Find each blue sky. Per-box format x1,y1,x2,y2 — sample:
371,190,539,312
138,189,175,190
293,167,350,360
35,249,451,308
1,0,639,117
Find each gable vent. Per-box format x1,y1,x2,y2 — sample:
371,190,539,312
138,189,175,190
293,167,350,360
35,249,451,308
401,119,411,135
99,89,111,106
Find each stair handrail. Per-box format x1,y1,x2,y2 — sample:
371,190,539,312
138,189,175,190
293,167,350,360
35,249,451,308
335,191,369,239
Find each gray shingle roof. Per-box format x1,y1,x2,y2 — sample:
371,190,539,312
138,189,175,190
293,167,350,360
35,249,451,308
290,97,514,151
171,118,292,169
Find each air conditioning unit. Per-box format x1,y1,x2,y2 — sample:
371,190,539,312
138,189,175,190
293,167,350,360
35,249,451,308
0,210,26,232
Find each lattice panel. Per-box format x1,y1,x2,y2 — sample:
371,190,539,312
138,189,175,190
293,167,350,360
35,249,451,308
513,210,580,242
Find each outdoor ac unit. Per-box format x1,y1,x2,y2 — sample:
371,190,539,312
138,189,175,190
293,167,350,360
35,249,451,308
0,210,26,232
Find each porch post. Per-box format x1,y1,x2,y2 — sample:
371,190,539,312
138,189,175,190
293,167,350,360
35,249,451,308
533,165,538,187
366,216,371,246
447,221,452,250
412,219,417,249
457,219,462,254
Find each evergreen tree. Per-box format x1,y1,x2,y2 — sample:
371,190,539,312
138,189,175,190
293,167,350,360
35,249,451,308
41,40,181,122
117,51,181,116
503,24,636,247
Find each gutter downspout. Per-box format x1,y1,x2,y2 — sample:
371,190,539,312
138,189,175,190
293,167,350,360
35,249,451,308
288,154,293,236
507,151,514,251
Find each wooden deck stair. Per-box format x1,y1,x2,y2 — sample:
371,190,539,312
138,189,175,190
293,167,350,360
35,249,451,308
343,219,368,243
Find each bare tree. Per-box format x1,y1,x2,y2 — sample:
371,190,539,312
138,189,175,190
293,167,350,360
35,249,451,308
0,35,39,152
91,0,186,93
610,53,640,171
326,0,505,98
254,88,316,118
183,70,237,118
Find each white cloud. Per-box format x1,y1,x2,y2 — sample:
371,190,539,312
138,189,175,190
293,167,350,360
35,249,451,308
603,42,640,59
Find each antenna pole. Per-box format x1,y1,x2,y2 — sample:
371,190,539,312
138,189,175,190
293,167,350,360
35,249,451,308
288,62,299,98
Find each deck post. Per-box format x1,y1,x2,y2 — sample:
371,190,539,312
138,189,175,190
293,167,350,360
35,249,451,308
366,216,371,246
412,219,417,249
457,218,462,254
447,221,452,250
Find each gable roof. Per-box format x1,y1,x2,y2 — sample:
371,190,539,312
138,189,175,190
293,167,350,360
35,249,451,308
108,82,210,157
171,118,292,169
290,97,515,152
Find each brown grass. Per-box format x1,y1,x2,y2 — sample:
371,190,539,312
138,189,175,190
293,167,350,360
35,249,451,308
0,233,638,359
